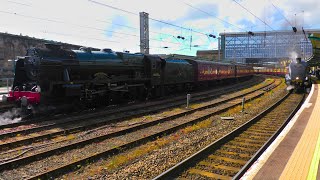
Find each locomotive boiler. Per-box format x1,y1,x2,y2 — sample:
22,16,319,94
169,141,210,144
4,44,167,110
285,57,311,91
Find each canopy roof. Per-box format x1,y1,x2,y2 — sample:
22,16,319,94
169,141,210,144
308,33,320,66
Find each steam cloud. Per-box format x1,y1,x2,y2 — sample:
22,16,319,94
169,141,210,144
0,108,22,125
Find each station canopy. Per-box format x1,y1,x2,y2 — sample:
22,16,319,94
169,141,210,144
308,33,320,67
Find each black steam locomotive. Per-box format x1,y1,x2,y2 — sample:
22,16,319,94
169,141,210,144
285,57,311,91
3,44,253,112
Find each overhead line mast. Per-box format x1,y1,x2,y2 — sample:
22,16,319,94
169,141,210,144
140,12,149,54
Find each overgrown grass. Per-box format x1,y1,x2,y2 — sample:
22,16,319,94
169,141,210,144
101,119,212,172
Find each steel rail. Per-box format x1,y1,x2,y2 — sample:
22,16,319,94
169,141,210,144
0,79,280,179
24,80,279,180
153,90,304,180
0,77,264,132
0,79,275,151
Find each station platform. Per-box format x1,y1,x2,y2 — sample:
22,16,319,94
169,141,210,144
242,83,320,179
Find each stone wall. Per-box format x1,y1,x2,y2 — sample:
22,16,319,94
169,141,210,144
0,32,81,78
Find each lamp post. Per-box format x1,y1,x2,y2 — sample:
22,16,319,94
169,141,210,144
218,37,221,61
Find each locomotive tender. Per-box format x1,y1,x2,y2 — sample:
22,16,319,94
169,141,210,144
3,44,253,111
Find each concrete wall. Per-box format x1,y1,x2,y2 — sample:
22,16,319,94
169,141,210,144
0,32,81,78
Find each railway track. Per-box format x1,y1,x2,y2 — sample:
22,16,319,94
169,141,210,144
154,92,304,179
0,77,269,147
0,76,264,130
0,78,281,179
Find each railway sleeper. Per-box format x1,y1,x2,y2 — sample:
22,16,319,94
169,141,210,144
245,128,275,134
229,141,262,148
188,168,232,180
238,134,269,140
233,137,266,144
254,122,283,126
246,127,276,132
242,131,273,137
199,161,240,173
223,144,258,152
215,150,252,159
208,155,247,165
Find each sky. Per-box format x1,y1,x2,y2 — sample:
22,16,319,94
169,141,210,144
0,0,319,56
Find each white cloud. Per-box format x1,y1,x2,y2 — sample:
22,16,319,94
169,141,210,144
0,0,319,56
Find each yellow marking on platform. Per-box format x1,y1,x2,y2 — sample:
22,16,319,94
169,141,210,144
199,161,240,172
208,155,247,165
280,84,320,180
307,131,320,180
188,168,232,179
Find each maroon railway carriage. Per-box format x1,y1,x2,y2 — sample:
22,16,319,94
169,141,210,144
186,59,254,83
236,64,255,77
254,67,287,77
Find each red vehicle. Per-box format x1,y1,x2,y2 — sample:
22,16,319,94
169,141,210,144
254,67,287,77
237,64,255,77
186,59,253,83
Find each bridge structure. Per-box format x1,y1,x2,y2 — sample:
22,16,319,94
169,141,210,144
219,29,320,66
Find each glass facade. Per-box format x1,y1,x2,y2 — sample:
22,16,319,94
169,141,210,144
220,31,313,62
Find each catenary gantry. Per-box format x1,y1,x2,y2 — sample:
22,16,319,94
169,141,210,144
219,29,320,63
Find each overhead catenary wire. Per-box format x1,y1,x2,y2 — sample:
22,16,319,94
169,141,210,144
41,31,121,43
88,0,210,37
6,0,31,6
0,10,139,38
96,19,186,41
268,0,294,27
181,1,247,32
2,1,216,53
0,10,189,49
96,19,139,30
88,0,215,51
232,0,275,31
0,11,187,51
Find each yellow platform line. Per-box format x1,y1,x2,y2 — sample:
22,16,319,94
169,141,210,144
307,130,320,180
280,84,320,180
240,84,316,179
